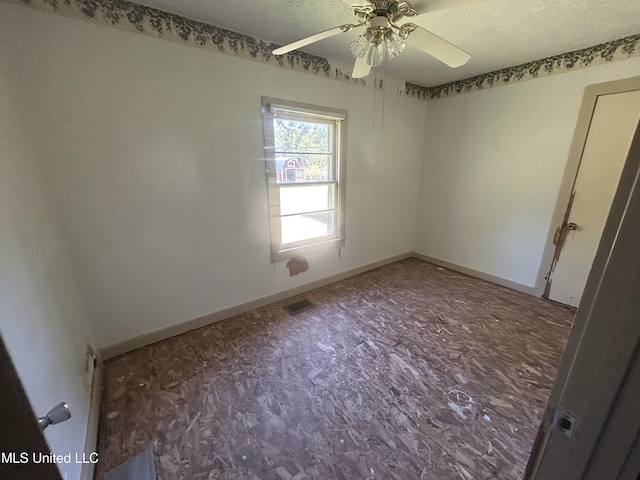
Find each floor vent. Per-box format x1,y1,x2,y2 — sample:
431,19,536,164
284,298,315,314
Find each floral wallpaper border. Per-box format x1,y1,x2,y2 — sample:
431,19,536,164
406,33,640,100
10,0,640,101
13,0,368,87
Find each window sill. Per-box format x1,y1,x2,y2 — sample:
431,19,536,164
272,238,345,263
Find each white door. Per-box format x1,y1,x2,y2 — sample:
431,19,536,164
547,90,640,307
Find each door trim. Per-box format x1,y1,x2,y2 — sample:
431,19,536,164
534,76,640,296
80,351,103,480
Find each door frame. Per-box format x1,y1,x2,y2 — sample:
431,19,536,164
526,118,640,479
535,76,640,297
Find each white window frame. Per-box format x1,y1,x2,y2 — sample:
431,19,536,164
262,96,347,262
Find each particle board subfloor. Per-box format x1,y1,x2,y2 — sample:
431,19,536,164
95,258,574,479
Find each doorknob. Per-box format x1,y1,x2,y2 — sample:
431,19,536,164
566,223,577,231
38,402,71,431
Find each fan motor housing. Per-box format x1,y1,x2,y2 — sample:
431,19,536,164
373,1,398,15
370,16,390,28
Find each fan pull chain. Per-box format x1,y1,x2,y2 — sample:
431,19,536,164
381,52,388,130
372,69,377,134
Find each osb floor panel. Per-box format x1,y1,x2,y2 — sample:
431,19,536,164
95,259,574,480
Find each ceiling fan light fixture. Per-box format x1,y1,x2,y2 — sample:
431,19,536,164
350,27,406,67
366,40,386,67
349,29,373,58
384,29,406,59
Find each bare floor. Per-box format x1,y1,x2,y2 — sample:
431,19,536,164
96,259,574,479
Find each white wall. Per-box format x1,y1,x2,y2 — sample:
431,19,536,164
0,10,96,479
0,4,425,349
414,58,640,289
2,4,639,476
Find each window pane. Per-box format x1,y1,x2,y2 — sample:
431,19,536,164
281,211,335,245
274,119,331,153
280,184,334,216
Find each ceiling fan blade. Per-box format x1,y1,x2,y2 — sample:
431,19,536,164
405,24,470,67
273,25,353,55
352,55,371,79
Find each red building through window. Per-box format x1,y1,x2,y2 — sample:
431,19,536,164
276,158,305,183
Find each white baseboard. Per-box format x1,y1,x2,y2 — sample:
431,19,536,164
100,251,539,360
100,252,413,359
411,251,537,296
80,351,102,480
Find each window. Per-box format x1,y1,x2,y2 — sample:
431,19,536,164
262,97,347,262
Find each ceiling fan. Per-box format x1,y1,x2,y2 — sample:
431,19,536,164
272,0,471,79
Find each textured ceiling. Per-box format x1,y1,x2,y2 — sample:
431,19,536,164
137,0,640,86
